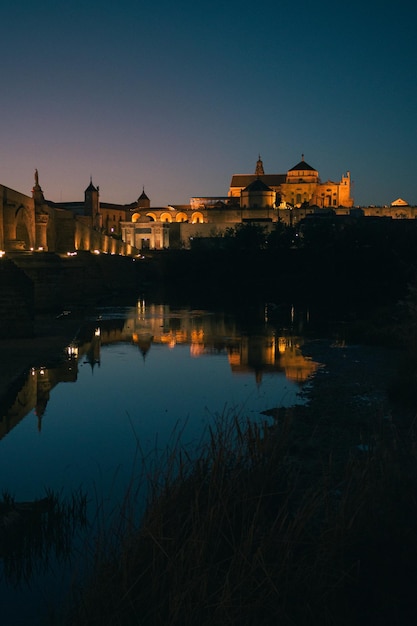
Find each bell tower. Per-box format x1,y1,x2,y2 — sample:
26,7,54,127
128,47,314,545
255,155,265,177
85,177,102,229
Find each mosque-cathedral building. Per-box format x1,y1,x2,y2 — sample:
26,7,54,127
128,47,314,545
0,156,415,253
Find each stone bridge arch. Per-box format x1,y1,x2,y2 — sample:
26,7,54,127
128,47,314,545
15,204,35,250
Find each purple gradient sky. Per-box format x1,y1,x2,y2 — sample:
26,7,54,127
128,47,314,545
1,0,416,207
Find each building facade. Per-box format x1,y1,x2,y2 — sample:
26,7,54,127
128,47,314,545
1,158,416,254
228,155,353,209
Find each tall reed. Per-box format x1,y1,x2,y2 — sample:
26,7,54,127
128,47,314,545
63,410,417,626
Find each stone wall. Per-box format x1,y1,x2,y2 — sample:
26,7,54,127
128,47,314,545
7,251,144,314
0,259,34,338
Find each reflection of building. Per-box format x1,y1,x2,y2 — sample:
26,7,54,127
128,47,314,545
0,302,320,439
0,359,78,440
277,339,319,382
227,335,317,383
81,302,319,384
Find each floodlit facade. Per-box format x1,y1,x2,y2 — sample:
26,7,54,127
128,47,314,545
0,157,415,253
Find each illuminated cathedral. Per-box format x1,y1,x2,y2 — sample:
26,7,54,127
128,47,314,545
0,156,415,254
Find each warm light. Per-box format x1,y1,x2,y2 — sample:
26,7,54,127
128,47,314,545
66,344,79,358
67,251,77,256
190,344,205,356
93,249,100,255
94,327,101,337
0,250,5,258
39,368,45,376
37,247,44,251
278,337,287,353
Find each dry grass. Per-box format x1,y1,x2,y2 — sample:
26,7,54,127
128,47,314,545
58,407,417,626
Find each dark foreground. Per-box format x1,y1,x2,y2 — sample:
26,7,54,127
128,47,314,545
1,244,417,625
57,333,417,626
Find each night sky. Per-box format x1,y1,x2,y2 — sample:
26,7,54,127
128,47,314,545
1,0,416,207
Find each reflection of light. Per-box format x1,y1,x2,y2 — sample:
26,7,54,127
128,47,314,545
278,337,287,353
66,344,79,357
175,330,187,343
67,251,77,256
95,327,101,337
0,250,5,258
37,247,44,251
191,329,204,343
190,344,205,356
93,249,100,255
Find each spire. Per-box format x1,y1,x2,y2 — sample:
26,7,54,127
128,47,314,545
138,186,149,200
86,177,97,192
255,155,265,177
137,186,150,208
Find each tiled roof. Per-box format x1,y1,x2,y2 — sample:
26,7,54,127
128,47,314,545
243,178,273,192
289,160,316,172
85,181,97,192
230,174,286,188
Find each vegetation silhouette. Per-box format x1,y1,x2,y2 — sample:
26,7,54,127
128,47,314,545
0,489,87,586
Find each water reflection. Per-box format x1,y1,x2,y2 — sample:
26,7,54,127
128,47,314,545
0,490,86,586
0,300,320,624
0,301,319,440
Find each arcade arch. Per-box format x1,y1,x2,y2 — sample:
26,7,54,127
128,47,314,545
191,212,204,224
15,205,34,249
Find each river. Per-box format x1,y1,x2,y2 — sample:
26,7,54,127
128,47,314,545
0,298,321,624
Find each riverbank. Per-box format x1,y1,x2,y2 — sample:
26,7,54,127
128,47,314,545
1,302,415,624
264,338,406,485
63,335,417,626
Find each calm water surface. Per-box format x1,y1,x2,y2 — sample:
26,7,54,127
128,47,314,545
0,300,319,623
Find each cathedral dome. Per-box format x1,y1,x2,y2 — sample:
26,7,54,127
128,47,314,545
241,177,275,209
